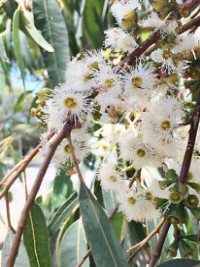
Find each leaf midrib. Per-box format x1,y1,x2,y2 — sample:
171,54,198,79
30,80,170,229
82,186,119,267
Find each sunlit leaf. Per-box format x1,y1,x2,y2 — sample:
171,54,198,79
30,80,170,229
33,0,70,87
23,202,51,267
79,184,128,267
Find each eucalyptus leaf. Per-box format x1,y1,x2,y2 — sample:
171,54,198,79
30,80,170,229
1,230,30,267
33,0,70,87
23,202,51,267
48,192,78,237
157,259,200,267
13,6,25,83
59,219,89,267
79,184,128,267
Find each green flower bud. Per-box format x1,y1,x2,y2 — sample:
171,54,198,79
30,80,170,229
152,0,168,10
165,239,178,257
183,195,199,209
169,191,183,204
36,87,52,100
121,11,136,29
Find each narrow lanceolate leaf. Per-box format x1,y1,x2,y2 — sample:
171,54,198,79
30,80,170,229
33,0,70,87
79,184,128,267
23,202,51,267
13,6,25,82
157,259,200,267
1,230,30,267
48,192,78,237
59,219,89,267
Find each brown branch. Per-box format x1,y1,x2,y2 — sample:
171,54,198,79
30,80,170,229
127,217,166,256
115,14,200,71
0,131,55,200
6,121,73,267
5,192,12,230
148,219,171,267
178,14,200,34
179,88,200,185
116,29,161,69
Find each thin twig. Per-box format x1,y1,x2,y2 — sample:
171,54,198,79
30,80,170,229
0,131,55,200
115,14,200,71
148,219,171,267
23,171,28,199
127,217,166,255
6,121,73,267
5,192,12,230
179,88,200,185
178,14,200,34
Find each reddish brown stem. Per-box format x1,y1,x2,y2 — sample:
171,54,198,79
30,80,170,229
179,88,200,184
148,219,171,267
178,14,200,33
0,131,55,200
116,29,161,69
6,121,73,267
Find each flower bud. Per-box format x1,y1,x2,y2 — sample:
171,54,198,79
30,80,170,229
169,191,183,204
36,87,52,100
179,6,191,18
165,239,178,257
152,0,168,10
121,11,137,29
183,195,199,209
30,108,37,117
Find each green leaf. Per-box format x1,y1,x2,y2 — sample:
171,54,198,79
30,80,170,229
157,259,200,267
13,6,25,82
48,192,78,237
14,91,32,113
18,1,54,53
79,184,128,267
33,0,70,87
23,202,51,267
59,219,89,267
83,0,105,48
1,230,30,267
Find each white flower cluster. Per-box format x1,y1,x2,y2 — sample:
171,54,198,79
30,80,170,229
41,0,200,222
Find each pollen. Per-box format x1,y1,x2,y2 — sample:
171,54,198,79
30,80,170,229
162,49,172,60
136,149,146,158
64,144,71,154
128,196,136,205
88,61,99,71
64,97,77,109
161,120,171,131
105,78,115,88
131,76,142,88
109,175,117,182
